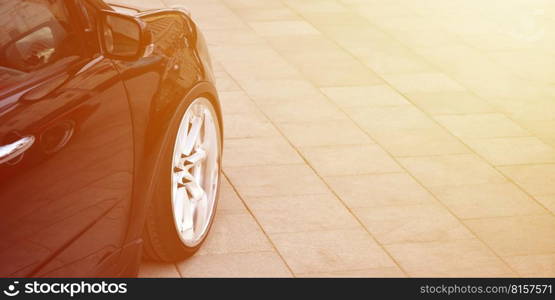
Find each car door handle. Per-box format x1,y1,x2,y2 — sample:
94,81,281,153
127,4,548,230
0,135,35,164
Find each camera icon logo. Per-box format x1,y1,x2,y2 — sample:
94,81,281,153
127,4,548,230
3,281,20,297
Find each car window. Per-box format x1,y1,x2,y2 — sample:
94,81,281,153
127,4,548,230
0,0,82,91
78,1,102,54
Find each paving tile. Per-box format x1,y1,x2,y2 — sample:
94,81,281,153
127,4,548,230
211,60,226,73
466,137,555,166
355,204,475,245
224,164,330,199
438,15,502,36
218,177,247,214
544,138,555,149
233,7,299,21
223,137,303,167
535,195,555,214
435,113,530,139
139,262,180,278
520,120,555,141
197,213,273,255
426,52,515,97
214,45,301,81
270,229,396,274
218,91,259,115
222,0,284,9
465,215,555,257
205,28,266,46
354,3,417,18
267,34,345,57
385,240,515,277
388,29,458,49
249,20,321,36
383,72,466,94
431,183,547,219
223,113,280,139
406,92,495,115
300,144,403,176
370,126,470,157
247,194,359,233
490,50,555,84
369,15,438,31
240,78,326,105
359,49,436,75
295,58,384,87
191,8,249,31
498,164,555,196
214,71,242,92
318,17,385,35
177,251,292,278
267,37,384,87
301,11,370,27
321,85,410,108
325,173,436,208
297,267,406,278
505,254,555,277
500,97,555,123
316,23,390,52
284,0,349,14
260,100,348,123
459,33,536,51
399,154,507,188
277,120,373,147
347,106,438,133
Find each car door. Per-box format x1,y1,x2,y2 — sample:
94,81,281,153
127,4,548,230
0,0,134,277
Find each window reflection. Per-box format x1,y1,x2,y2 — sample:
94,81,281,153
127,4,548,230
0,0,79,90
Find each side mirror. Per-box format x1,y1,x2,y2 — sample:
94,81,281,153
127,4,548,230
99,10,152,61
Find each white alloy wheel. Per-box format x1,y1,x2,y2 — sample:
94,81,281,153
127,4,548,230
170,97,221,247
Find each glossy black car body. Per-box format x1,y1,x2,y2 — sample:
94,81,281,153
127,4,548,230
0,0,220,277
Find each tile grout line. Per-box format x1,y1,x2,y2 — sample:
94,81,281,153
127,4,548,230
173,263,184,278
220,171,297,277
176,0,300,277
343,5,555,220
137,0,550,278
397,6,555,222
276,0,527,276
216,0,414,278
212,0,552,276
221,1,479,278
334,1,555,221
353,1,555,267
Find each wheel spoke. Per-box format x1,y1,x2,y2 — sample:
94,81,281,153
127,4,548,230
172,187,186,231
182,115,203,156
182,198,195,239
184,149,206,166
194,193,208,232
185,181,204,201
181,169,195,184
209,166,219,195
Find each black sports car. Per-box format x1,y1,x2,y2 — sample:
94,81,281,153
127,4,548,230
0,0,223,277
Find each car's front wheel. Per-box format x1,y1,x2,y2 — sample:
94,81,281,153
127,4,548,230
143,97,222,262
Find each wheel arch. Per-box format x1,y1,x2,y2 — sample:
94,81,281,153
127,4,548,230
122,81,221,247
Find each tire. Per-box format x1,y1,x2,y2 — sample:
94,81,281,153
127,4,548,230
143,97,222,262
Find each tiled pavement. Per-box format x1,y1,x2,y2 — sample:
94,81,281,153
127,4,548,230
131,0,555,277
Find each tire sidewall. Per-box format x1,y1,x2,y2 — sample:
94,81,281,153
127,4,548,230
146,95,222,261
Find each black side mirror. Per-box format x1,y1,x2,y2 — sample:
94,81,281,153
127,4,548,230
99,10,152,61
